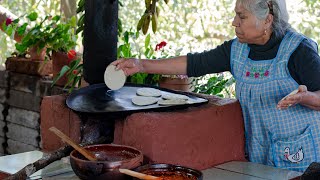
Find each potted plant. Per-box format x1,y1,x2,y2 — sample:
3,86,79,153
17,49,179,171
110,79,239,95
52,49,83,93
153,40,193,91
2,11,78,80
46,16,78,86
2,12,52,75
118,31,160,86
117,29,192,91
3,12,77,60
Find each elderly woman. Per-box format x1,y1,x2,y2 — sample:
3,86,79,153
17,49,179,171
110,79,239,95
112,0,320,172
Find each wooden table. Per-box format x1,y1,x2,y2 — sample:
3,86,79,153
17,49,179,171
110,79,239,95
0,151,302,180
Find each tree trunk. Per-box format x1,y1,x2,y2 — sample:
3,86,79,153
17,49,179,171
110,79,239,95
4,146,73,180
60,0,77,20
83,0,118,84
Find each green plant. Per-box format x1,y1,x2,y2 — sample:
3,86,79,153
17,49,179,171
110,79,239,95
2,12,77,59
76,0,85,36
192,74,235,98
117,30,160,85
52,49,83,93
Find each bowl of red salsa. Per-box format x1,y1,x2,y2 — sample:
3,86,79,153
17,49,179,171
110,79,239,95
134,163,202,180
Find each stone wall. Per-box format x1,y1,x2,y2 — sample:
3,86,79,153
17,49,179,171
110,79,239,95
0,71,8,155
0,70,64,155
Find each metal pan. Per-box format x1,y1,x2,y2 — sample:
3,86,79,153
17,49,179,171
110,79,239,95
66,83,208,115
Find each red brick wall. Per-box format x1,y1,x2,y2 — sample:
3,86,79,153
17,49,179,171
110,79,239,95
40,95,81,152
114,95,246,170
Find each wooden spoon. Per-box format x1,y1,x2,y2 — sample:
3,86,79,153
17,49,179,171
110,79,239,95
119,168,159,180
49,126,98,161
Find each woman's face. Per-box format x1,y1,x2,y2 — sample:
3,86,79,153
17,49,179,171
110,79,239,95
232,3,267,44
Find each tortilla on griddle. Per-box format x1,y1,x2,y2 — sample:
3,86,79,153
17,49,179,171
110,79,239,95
136,88,162,97
132,96,159,106
162,93,189,100
158,99,188,106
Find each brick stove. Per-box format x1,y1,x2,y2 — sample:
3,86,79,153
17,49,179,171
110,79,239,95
0,69,246,170
41,93,246,170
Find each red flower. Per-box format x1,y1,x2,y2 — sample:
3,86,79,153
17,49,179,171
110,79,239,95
254,72,260,78
160,41,167,46
72,70,78,75
264,70,269,77
155,41,167,51
5,18,12,26
246,71,250,77
67,50,76,60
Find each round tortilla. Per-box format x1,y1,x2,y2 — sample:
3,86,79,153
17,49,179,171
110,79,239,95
132,96,159,106
136,88,162,97
158,99,187,106
104,64,126,90
280,89,299,101
162,93,189,100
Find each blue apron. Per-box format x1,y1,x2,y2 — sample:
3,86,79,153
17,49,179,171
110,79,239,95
230,31,320,172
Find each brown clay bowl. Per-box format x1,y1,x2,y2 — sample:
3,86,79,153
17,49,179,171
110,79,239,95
134,164,203,180
70,144,143,180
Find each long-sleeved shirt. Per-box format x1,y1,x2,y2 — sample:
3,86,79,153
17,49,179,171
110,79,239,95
187,32,320,92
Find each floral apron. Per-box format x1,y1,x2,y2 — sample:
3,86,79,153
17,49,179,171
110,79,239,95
230,31,320,172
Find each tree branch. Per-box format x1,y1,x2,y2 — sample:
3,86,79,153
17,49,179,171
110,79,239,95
4,137,107,180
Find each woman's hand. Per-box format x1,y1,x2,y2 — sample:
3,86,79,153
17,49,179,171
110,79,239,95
111,58,143,76
277,85,307,110
277,85,320,111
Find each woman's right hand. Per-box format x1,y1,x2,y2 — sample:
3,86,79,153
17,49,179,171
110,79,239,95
111,58,144,76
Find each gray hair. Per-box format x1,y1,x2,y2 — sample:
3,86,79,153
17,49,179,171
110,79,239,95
237,0,292,37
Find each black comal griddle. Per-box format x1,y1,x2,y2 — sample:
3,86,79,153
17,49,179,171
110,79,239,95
66,83,208,115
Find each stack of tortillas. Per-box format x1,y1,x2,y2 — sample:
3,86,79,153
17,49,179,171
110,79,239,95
131,87,191,106
132,88,161,106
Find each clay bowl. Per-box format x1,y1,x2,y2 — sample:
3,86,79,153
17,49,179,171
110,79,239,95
70,144,143,180
134,164,203,180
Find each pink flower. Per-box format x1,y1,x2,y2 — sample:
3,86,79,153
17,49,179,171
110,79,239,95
67,50,76,60
246,71,250,77
5,18,12,26
264,70,269,77
155,41,167,51
254,72,260,78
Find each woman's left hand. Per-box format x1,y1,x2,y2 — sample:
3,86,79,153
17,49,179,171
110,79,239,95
277,85,307,110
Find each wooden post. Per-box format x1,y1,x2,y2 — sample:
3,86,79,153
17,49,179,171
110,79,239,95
83,0,118,84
